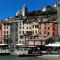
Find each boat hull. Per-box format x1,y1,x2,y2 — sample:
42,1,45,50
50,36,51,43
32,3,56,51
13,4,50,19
18,54,42,57
0,53,10,56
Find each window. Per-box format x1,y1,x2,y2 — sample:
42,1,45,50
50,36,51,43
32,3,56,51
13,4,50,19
40,27,41,29
44,36,46,38
27,23,28,25
48,23,49,25
4,36,5,39
35,30,37,33
35,25,38,28
32,31,34,34
19,31,21,34
23,26,24,29
33,25,34,28
23,23,24,25
28,36,29,39
7,31,8,34
41,36,42,37
0,26,2,30
22,41,25,44
20,26,21,29
29,27,31,29
16,28,17,31
39,31,41,34
48,27,50,29
34,36,35,39
7,23,9,25
20,41,21,43
4,35,7,39
44,23,46,25
4,26,6,29
26,31,32,35
7,35,8,38
39,23,41,25
4,31,6,34
20,23,21,25
53,27,55,30
27,27,28,29
48,32,50,35
4,23,6,26
44,31,46,34
53,32,55,36
15,39,17,42
7,26,8,29
44,27,46,29
20,36,23,39
23,31,24,34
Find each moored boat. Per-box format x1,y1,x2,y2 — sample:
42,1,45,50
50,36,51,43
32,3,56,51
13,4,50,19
0,43,10,55
10,43,42,56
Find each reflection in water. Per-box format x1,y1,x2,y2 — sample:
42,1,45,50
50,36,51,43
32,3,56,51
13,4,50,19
0,56,60,60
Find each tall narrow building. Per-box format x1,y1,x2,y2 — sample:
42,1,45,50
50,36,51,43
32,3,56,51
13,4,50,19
22,4,28,16
10,17,18,43
57,2,60,36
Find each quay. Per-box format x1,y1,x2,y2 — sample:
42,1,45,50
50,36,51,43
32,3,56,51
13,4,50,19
18,54,42,57
0,53,10,56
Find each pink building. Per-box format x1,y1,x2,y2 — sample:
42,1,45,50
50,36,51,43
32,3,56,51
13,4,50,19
38,21,58,45
27,20,58,46
38,21,58,39
0,22,3,43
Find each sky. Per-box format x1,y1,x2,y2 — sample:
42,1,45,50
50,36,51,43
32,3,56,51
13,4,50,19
0,0,60,20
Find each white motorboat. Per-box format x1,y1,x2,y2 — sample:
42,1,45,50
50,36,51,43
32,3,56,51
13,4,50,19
10,43,42,56
0,43,10,55
10,43,29,56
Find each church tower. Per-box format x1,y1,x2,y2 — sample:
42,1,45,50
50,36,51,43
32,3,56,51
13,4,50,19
22,4,28,16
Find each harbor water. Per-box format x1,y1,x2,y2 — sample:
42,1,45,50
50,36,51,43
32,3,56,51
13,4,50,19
0,55,60,60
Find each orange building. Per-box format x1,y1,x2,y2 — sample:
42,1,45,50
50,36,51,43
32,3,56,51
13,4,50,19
53,21,58,38
38,20,58,45
0,22,3,43
38,21,58,40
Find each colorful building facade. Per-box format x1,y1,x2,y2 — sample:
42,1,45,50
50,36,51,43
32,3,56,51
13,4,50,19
2,21,11,43
27,19,58,46
0,21,3,43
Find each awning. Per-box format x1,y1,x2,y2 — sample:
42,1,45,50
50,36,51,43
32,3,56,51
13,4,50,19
45,43,60,47
16,43,24,46
0,44,8,46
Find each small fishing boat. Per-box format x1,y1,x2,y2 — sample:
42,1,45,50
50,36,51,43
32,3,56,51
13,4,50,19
45,42,60,54
10,43,42,56
37,42,60,58
0,43,10,55
10,43,29,56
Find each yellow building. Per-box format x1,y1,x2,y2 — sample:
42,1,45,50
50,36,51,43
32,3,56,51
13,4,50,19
18,19,39,44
